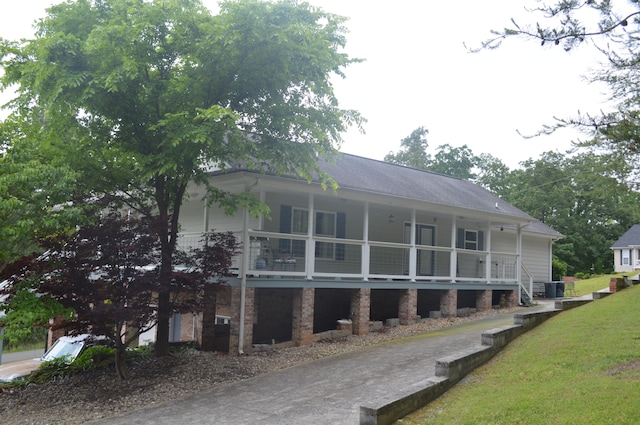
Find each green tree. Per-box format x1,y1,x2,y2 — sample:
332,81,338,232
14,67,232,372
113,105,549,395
501,151,640,274
474,153,512,193
476,1,640,174
429,143,477,180
478,1,640,52
384,126,432,169
473,1,640,273
0,0,362,356
0,116,87,276
385,127,480,179
5,209,239,380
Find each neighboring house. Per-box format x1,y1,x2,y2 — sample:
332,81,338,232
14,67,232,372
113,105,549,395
611,224,640,273
168,153,562,354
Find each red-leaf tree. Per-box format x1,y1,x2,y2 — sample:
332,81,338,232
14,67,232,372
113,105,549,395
4,209,240,380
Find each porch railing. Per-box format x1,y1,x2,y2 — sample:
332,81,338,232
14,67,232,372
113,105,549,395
178,230,519,284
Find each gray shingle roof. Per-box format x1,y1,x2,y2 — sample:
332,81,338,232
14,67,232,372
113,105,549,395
611,224,640,248
318,154,530,218
216,152,562,238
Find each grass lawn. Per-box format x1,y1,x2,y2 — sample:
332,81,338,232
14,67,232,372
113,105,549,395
2,341,45,354
571,274,624,297
399,276,640,425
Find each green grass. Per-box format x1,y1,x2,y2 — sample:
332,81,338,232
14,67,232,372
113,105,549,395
571,274,623,297
400,278,640,425
2,341,45,354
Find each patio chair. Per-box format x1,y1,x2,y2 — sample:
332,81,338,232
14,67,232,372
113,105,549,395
564,281,576,297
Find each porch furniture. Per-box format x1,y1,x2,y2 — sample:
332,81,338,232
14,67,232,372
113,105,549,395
273,251,297,271
564,281,576,296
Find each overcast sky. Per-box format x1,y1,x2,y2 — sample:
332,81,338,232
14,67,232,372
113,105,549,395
0,0,612,168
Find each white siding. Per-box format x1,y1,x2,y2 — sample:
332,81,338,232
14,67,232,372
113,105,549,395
521,235,552,282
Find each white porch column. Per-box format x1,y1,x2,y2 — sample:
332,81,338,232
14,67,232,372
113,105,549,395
548,239,553,281
517,224,523,294
485,223,492,283
450,215,457,282
409,209,417,282
203,204,209,233
362,202,370,281
258,190,265,229
306,193,315,279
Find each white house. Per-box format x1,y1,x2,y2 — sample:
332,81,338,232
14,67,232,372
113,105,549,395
611,224,640,273
173,153,562,354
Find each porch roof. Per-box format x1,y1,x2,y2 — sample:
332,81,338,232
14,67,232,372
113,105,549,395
213,153,562,238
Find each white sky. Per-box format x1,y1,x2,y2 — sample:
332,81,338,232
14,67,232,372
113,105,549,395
0,0,612,169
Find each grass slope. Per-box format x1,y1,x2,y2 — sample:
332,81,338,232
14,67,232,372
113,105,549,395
401,279,640,425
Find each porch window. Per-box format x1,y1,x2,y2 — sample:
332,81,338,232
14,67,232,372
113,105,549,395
315,211,336,259
292,208,309,234
280,205,345,260
457,228,484,251
290,207,309,257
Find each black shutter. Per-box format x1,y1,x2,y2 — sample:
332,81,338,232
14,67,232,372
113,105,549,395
279,205,292,253
457,228,465,249
478,231,484,251
336,212,346,261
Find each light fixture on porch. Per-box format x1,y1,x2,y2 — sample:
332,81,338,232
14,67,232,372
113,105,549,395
388,214,395,223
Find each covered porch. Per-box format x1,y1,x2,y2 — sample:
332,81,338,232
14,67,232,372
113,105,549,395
178,188,536,298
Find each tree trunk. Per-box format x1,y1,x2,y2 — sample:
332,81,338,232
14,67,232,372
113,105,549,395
115,347,129,380
153,178,186,357
154,290,171,357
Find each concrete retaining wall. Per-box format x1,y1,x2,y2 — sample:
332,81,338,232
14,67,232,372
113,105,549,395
359,297,597,425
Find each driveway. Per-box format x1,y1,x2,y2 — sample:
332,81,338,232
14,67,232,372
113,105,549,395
89,303,553,425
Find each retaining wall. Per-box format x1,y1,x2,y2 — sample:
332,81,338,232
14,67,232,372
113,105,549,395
359,294,604,425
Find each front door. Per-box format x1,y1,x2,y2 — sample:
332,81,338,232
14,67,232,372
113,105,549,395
404,223,436,276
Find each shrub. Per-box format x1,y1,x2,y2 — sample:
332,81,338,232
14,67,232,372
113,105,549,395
73,345,116,371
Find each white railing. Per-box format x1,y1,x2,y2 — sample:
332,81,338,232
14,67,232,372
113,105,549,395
520,262,534,303
177,230,519,284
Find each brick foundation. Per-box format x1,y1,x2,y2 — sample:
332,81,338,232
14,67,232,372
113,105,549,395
440,289,458,317
399,289,418,325
351,288,371,335
506,289,518,308
292,288,315,346
476,290,492,312
229,286,255,355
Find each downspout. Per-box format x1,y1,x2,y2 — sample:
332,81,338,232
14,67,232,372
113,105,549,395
517,223,524,303
238,206,250,355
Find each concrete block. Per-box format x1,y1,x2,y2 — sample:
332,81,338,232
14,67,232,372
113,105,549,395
369,321,384,332
593,291,612,300
435,345,495,382
429,311,441,319
481,325,523,348
554,299,592,311
514,309,561,331
359,377,450,425
337,319,352,331
457,307,476,317
386,318,400,327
